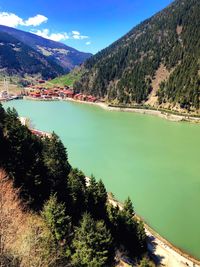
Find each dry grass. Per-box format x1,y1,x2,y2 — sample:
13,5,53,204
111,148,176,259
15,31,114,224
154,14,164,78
146,64,171,106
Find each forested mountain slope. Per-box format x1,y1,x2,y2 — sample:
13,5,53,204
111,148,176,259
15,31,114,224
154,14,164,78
0,25,92,78
0,31,65,79
0,25,92,72
74,0,200,113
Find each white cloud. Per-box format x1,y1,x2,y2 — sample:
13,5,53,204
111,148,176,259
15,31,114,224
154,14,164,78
32,29,69,42
23,15,48,27
50,32,69,41
31,29,49,39
0,12,47,28
72,34,80,39
0,12,90,43
72,34,89,40
72,31,80,35
32,29,89,42
72,30,89,40
0,12,23,27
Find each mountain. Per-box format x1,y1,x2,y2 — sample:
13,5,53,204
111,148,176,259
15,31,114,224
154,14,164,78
0,31,65,79
0,25,92,78
74,0,200,113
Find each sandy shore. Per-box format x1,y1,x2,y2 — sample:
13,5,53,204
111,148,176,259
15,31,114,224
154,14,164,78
64,98,200,123
146,231,189,267
108,197,200,267
145,227,200,267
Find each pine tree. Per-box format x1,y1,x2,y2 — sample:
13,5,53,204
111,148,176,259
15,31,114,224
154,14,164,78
72,213,113,267
42,194,72,243
42,132,71,202
67,168,87,222
118,198,146,256
124,197,134,216
3,108,48,209
86,176,107,219
107,198,146,256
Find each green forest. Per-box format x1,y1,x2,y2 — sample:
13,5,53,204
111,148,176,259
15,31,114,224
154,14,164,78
74,0,200,112
0,103,153,267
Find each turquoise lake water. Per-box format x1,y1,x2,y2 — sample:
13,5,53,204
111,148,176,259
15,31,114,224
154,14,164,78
3,100,200,259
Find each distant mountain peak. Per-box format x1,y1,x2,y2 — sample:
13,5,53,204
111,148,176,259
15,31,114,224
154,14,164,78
0,25,92,78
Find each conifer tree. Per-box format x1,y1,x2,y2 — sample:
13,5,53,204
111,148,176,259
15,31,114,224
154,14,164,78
124,197,134,216
42,194,72,243
42,132,71,202
67,168,87,222
86,176,107,219
72,213,113,267
3,108,48,209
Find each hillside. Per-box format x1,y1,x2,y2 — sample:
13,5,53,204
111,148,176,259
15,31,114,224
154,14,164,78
74,0,200,113
0,25,92,72
46,67,85,88
0,103,150,266
0,31,65,79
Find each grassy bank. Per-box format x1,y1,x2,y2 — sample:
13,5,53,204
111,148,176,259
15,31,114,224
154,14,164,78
46,67,85,88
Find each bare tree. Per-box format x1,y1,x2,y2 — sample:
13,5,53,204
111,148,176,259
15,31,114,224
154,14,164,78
0,169,25,267
0,169,68,267
17,215,64,267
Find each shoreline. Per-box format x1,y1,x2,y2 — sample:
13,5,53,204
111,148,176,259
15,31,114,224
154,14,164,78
64,98,200,123
22,96,200,123
108,194,200,267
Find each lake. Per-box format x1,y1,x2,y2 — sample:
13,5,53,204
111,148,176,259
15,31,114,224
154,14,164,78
3,99,200,259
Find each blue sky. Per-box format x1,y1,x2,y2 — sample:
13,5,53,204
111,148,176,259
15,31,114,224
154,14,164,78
0,0,172,54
